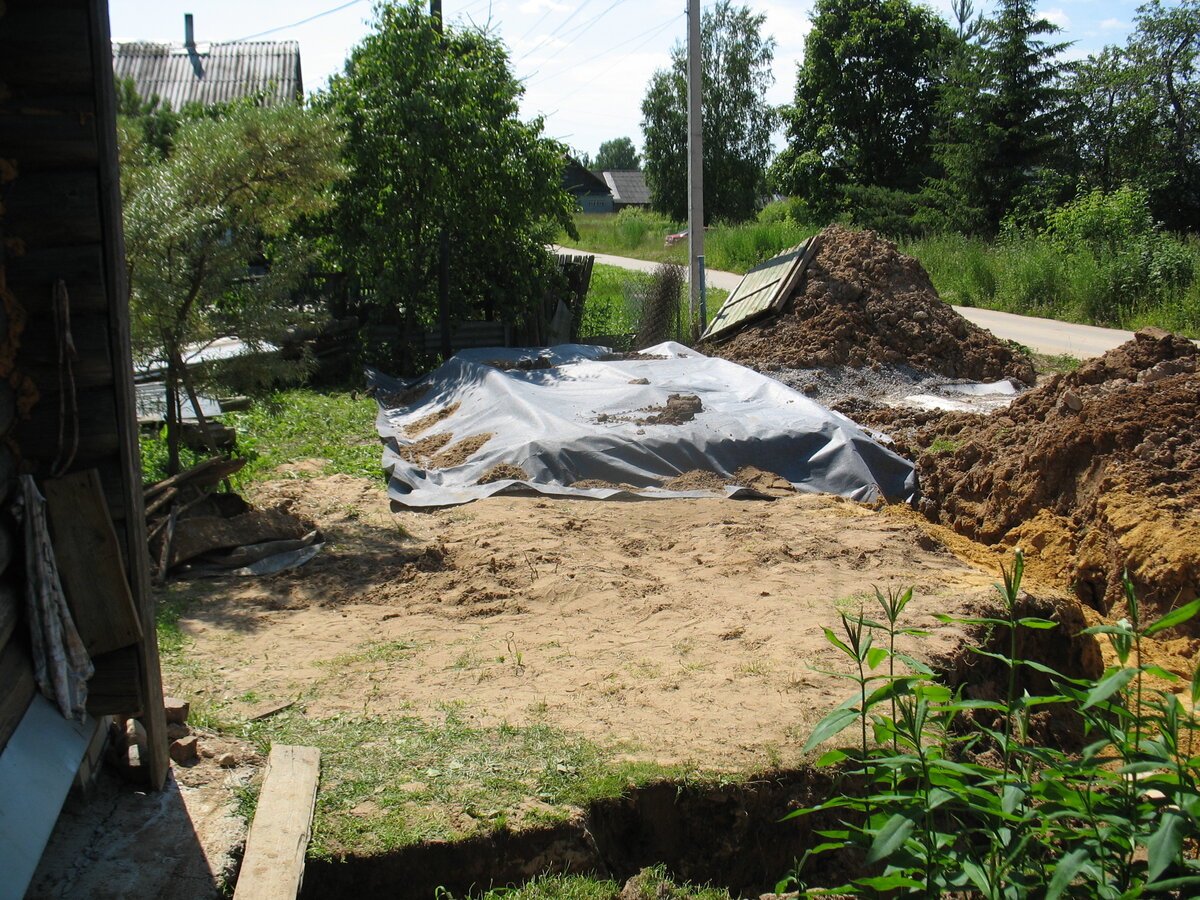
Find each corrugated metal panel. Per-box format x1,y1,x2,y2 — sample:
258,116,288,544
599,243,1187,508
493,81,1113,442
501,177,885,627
602,170,650,205
700,236,822,342
112,41,302,108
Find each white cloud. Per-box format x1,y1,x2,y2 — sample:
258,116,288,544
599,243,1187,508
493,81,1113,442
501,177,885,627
1100,17,1124,29
1039,7,1071,29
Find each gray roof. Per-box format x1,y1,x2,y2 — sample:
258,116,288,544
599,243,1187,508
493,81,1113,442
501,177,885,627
602,170,650,205
112,41,303,109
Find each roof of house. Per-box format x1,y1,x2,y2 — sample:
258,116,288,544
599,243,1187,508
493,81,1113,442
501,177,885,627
562,158,611,197
112,40,303,108
602,170,650,205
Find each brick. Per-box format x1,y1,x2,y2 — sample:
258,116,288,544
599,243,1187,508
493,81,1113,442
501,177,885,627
169,735,198,764
163,696,190,724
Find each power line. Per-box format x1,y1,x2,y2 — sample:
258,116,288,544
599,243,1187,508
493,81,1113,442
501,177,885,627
514,0,601,63
524,11,678,88
231,0,368,41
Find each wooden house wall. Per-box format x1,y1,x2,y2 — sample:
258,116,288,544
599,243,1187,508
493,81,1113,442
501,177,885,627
0,0,168,786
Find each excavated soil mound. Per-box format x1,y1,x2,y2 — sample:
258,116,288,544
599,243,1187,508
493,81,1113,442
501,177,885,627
712,225,1035,385
917,328,1200,625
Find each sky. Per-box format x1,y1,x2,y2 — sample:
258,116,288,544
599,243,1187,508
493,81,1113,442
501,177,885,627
108,0,1146,162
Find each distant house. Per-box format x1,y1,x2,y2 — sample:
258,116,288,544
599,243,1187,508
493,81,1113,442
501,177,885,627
562,158,613,214
112,13,302,108
602,170,651,211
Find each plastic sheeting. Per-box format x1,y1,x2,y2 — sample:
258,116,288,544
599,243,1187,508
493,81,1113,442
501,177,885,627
371,342,916,507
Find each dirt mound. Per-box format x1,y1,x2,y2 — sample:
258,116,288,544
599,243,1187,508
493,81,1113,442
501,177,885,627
477,464,528,484
711,225,1035,384
917,327,1200,624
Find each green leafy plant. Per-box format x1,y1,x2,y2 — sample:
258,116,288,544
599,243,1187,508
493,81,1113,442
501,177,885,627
782,551,1200,898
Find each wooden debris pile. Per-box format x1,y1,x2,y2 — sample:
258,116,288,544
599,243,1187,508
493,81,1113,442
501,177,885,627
145,456,322,581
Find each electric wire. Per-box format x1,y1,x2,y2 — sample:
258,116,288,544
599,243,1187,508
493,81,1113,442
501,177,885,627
524,11,678,88
231,0,368,41
513,0,601,62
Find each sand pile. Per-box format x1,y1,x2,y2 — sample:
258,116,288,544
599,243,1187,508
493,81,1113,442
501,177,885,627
712,225,1035,384
916,327,1200,625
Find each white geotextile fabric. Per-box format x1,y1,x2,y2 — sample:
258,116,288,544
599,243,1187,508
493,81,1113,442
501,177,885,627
371,342,916,507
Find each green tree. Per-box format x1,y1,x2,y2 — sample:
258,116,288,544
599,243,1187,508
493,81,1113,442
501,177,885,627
592,137,640,170
324,1,577,364
121,102,344,473
1068,0,1199,231
640,0,776,223
773,0,950,223
922,0,1072,233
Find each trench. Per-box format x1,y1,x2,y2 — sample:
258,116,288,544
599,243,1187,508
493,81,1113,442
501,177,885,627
300,766,863,899
299,593,1097,899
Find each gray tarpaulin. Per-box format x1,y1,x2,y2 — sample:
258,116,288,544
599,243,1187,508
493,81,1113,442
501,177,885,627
370,342,916,507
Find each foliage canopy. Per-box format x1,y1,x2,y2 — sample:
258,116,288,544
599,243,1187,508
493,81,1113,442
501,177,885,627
323,0,577,360
640,0,776,224
120,100,344,472
774,0,950,223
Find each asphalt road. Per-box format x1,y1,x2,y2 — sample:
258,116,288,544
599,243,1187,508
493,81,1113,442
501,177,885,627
556,246,1135,359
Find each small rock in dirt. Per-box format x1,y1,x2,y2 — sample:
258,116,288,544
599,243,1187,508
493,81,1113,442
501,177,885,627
166,723,190,741
1060,390,1083,412
216,752,238,768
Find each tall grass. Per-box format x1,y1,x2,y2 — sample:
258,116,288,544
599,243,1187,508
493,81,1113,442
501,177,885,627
559,205,1200,337
561,210,685,263
901,232,1200,334
704,219,818,273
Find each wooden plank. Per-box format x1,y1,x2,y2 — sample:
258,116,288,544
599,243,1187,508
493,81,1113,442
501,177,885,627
0,105,99,169
85,645,141,716
0,5,92,90
43,468,142,656
699,242,808,342
0,640,36,756
234,745,321,900
5,244,111,314
17,310,115,390
1,171,102,248
12,384,121,466
90,0,170,792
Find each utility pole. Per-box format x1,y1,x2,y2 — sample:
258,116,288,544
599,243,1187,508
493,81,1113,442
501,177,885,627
432,0,451,359
686,0,705,339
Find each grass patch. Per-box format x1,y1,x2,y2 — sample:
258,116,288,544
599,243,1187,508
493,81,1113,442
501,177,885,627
140,389,381,487
241,707,697,858
560,212,685,263
446,867,732,900
925,436,964,454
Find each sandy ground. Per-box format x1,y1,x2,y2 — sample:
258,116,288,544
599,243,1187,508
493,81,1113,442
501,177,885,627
169,468,1006,770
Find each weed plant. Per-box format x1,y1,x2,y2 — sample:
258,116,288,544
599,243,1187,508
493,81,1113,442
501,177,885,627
782,551,1200,898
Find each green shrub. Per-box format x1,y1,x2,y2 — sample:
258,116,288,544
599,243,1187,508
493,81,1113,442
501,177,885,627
1040,187,1195,322
782,552,1200,899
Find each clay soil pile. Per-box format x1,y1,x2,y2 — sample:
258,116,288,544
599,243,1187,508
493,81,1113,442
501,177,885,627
712,224,1035,385
916,327,1200,624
